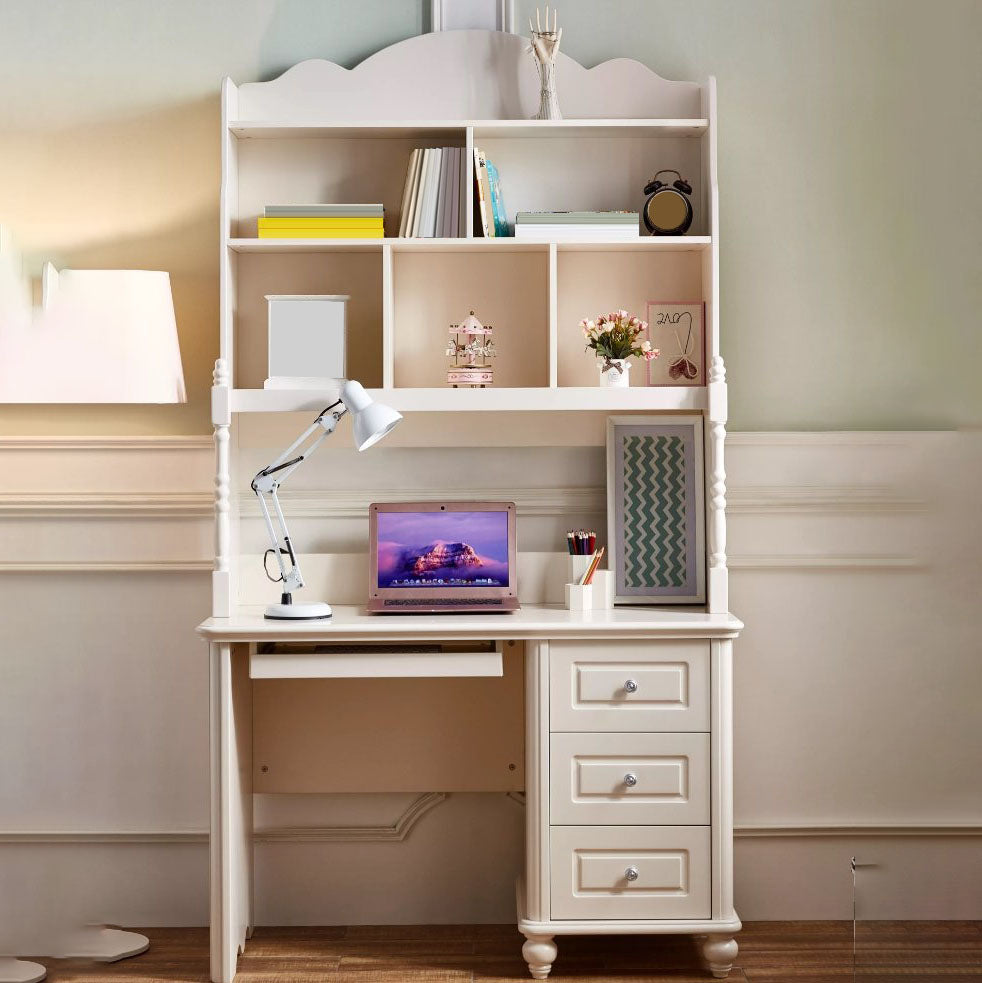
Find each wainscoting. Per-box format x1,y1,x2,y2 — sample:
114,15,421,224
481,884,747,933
1,431,979,928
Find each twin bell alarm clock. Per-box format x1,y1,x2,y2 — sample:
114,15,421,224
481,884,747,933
642,169,693,235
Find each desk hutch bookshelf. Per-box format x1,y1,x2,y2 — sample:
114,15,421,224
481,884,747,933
205,29,739,983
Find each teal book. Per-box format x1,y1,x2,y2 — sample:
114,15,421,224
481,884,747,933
485,158,509,237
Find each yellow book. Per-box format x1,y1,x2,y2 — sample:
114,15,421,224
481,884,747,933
257,229,385,239
259,216,384,229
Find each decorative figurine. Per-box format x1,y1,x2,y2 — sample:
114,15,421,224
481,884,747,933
528,6,562,121
446,310,495,388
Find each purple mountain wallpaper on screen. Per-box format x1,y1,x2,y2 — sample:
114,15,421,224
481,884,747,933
376,510,509,588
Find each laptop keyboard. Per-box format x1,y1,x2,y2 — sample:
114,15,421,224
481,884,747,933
383,597,504,607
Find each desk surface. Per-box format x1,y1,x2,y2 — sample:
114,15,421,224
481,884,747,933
198,604,743,642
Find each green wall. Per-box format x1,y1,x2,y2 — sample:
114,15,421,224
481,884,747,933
1,0,977,431
515,0,981,429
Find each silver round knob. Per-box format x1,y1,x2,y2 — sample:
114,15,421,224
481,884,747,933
624,773,638,787
625,866,640,882
624,679,639,693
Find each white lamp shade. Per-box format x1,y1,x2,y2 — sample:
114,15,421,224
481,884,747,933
341,379,402,450
0,267,186,403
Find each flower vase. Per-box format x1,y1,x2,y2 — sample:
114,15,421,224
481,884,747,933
599,358,631,387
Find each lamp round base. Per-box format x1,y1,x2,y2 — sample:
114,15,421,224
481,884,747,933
264,601,333,620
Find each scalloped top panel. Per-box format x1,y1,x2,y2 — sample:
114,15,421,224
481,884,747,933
233,31,703,121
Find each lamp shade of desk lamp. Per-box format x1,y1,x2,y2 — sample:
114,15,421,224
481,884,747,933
342,379,402,450
0,265,186,402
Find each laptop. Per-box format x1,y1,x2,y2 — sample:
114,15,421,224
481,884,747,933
367,502,519,613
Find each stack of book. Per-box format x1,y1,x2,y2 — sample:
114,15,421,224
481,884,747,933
514,211,640,241
398,148,467,237
258,204,384,239
473,147,508,237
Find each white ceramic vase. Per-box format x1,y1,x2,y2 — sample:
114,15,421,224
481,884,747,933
599,358,631,387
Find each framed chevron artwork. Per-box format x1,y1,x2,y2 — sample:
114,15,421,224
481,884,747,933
606,415,706,604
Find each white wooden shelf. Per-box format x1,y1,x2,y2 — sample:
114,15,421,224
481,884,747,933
230,386,708,414
229,118,709,140
227,236,711,254
473,118,709,138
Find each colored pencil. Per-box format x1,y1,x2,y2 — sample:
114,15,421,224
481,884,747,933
581,546,605,586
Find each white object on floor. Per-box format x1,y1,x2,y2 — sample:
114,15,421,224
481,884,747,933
0,958,46,983
57,927,149,962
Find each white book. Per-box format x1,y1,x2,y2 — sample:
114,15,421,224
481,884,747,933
441,148,452,238
446,147,458,237
410,149,431,238
434,148,450,239
514,226,640,239
265,203,384,217
422,148,443,237
457,147,467,236
473,148,491,237
448,148,460,238
398,149,421,237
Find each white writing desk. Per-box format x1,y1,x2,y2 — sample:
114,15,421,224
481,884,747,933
198,604,742,982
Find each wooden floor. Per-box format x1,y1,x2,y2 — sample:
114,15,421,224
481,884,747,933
31,922,982,982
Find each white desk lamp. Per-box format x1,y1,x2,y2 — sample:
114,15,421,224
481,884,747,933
252,380,402,620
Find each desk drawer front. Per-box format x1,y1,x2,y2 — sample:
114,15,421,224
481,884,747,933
550,732,710,825
549,641,710,732
550,825,711,920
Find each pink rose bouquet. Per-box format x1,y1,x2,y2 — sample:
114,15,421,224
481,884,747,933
580,310,659,364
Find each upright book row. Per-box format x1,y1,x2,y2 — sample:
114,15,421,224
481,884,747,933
398,147,467,238
397,146,509,238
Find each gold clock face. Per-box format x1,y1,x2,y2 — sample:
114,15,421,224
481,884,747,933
645,189,689,232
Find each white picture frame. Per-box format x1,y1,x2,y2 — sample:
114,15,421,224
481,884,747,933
606,415,706,604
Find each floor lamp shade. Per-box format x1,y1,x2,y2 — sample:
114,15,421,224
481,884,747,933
0,266,186,403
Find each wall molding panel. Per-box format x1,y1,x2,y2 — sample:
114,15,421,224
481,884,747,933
0,491,213,519
0,559,212,573
255,792,447,843
727,553,923,571
0,436,213,452
5,818,979,846
4,430,977,921
0,484,925,523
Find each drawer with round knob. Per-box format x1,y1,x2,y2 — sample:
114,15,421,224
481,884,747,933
550,732,710,825
549,640,710,733
549,824,711,920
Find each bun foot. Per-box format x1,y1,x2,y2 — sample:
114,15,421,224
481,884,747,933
701,934,738,978
521,933,557,980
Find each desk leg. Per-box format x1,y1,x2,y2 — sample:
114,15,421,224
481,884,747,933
210,642,252,983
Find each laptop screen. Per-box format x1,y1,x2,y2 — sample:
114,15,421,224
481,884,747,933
376,509,510,589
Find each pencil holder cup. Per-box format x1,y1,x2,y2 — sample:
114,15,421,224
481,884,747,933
567,554,594,584
590,569,614,610
565,582,594,611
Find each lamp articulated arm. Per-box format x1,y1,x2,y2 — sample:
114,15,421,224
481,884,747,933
248,379,402,621
251,399,345,606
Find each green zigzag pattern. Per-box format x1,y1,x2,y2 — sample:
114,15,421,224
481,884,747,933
622,434,687,589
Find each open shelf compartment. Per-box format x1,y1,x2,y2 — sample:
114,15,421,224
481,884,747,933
556,247,708,389
232,250,383,390
390,249,550,389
